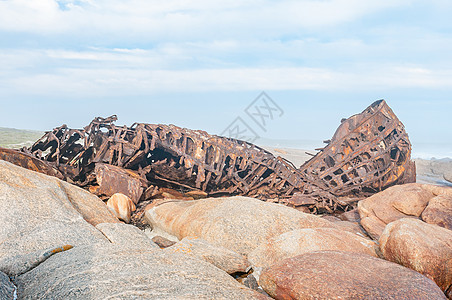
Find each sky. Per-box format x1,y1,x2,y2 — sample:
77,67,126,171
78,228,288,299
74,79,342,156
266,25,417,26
0,0,451,158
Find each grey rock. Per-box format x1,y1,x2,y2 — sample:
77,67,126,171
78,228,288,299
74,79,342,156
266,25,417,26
0,271,15,300
0,161,109,260
415,158,452,186
145,196,335,257
15,244,268,300
243,274,259,291
445,171,452,183
95,223,159,249
0,245,73,277
164,237,251,274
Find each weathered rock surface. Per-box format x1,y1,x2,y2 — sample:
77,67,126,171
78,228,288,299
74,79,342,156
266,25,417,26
106,193,136,223
15,244,268,300
58,179,120,226
0,245,72,277
165,237,251,274
249,228,378,269
358,183,452,239
338,208,361,222
145,196,335,256
0,271,15,300
445,172,452,183
331,220,370,238
421,195,452,230
95,223,159,249
259,251,447,300
0,161,111,259
379,218,452,296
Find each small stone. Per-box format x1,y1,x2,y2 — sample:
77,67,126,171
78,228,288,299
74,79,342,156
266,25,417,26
184,190,208,199
107,193,136,223
152,236,177,248
243,274,259,291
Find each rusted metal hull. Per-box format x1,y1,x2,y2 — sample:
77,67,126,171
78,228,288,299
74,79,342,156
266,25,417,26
0,100,415,213
298,100,415,196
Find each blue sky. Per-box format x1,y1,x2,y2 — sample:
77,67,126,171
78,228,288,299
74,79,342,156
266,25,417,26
0,0,451,158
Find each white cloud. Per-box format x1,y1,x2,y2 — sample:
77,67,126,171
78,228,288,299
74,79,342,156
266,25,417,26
0,0,412,38
1,47,451,97
0,0,451,99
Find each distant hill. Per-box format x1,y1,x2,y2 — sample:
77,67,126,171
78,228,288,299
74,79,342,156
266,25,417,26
0,127,44,149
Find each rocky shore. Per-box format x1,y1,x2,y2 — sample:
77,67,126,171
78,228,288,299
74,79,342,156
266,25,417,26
0,159,451,299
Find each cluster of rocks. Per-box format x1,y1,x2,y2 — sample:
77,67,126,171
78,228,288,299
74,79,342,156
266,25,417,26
0,160,451,299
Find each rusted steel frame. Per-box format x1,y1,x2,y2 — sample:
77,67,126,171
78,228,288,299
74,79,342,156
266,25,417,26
298,100,413,198
316,126,405,180
142,123,308,197
322,132,407,194
10,99,413,214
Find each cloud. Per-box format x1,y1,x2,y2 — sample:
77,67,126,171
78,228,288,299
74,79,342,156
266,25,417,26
1,47,451,98
0,0,451,99
0,0,412,39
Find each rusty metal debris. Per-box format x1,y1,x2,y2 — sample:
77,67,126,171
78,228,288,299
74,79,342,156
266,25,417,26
0,100,415,213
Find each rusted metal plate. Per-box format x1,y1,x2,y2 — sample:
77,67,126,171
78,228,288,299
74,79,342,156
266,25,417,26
94,164,145,204
0,147,64,180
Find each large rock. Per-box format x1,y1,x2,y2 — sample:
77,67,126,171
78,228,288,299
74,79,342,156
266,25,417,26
164,237,251,274
145,196,335,256
358,183,452,239
0,271,15,300
15,244,268,299
379,218,452,296
249,228,378,269
0,161,111,259
95,223,159,249
259,251,446,300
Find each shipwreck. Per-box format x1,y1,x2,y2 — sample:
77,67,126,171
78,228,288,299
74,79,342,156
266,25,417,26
0,100,415,215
